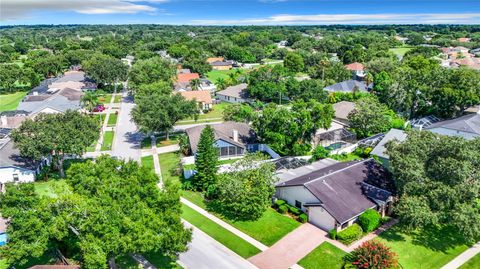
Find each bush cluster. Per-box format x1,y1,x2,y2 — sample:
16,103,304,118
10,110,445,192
278,205,288,214
274,199,307,223
358,209,381,232
337,224,363,245
328,229,337,239
299,213,308,223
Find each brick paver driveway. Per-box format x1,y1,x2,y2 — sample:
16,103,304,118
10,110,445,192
248,223,327,269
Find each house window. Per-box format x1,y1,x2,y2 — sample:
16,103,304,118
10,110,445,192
228,146,236,156
220,147,229,156
13,174,19,182
295,200,302,208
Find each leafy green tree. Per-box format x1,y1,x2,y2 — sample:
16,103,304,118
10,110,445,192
348,98,397,138
82,53,128,87
214,154,276,220
129,57,176,91
136,81,173,96
193,126,218,194
28,54,66,78
0,64,22,92
284,52,304,73
11,111,99,177
132,92,198,139
387,131,480,242
222,104,256,123
0,157,191,268
190,78,201,90
310,145,330,162
81,91,99,113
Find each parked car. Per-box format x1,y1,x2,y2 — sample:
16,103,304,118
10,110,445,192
93,104,106,112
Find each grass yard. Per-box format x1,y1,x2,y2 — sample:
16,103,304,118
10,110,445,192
107,113,118,126
459,253,480,269
179,102,232,123
183,158,241,171
0,91,28,112
158,152,182,184
181,204,261,258
175,118,223,126
0,253,57,269
206,69,236,84
92,113,106,127
113,94,123,103
156,134,180,148
101,131,114,151
377,226,470,269
298,242,347,269
141,155,155,172
389,47,413,58
97,94,113,104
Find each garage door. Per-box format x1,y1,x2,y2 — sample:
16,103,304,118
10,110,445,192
308,206,335,231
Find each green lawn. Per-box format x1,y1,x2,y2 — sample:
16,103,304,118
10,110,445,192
158,152,182,184
175,118,223,126
101,131,114,151
156,134,180,148
183,158,241,170
0,91,28,112
389,47,413,58
97,94,112,104
459,253,480,269
141,155,155,172
178,102,231,123
298,242,347,269
206,69,236,84
181,204,261,258
377,226,470,269
107,113,118,126
113,95,123,103
92,113,106,127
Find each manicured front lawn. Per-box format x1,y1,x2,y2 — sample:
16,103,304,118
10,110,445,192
377,226,470,269
156,134,180,148
206,69,236,84
459,253,480,269
158,152,182,184
181,204,261,258
178,102,232,123
298,242,347,269
101,131,114,151
175,118,223,125
107,113,118,126
0,91,28,112
113,95,123,103
97,94,112,103
183,158,241,171
389,47,413,58
141,155,154,172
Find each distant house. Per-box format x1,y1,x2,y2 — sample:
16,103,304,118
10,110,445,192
207,57,225,64
179,90,213,111
216,83,249,103
457,37,471,43
275,158,394,232
425,113,480,140
199,78,217,92
0,110,29,129
207,57,234,70
324,79,372,93
175,73,201,91
332,101,355,126
185,122,258,157
344,62,365,79
277,40,288,48
370,129,407,169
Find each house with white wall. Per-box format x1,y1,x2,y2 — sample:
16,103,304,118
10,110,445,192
216,83,250,104
275,158,394,232
0,138,38,192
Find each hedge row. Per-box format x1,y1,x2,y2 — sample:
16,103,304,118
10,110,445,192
274,199,308,223
337,224,363,245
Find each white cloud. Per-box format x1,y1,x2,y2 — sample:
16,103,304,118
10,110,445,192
191,13,480,25
1,0,168,21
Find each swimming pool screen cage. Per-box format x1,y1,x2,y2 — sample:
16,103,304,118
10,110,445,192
316,128,356,147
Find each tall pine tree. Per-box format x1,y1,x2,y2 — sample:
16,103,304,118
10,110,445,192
193,125,218,194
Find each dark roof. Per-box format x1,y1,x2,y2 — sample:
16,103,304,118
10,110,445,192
324,79,372,93
185,122,257,153
211,61,233,66
0,139,37,170
425,113,480,135
277,159,392,223
216,83,249,99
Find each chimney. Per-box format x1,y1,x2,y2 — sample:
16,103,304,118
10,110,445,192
233,129,238,142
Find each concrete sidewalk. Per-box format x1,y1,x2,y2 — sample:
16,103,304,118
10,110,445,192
441,241,480,269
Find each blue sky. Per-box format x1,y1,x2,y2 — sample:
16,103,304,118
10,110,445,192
1,0,480,25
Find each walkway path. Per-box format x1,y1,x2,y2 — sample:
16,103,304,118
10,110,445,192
180,197,268,251
94,94,116,152
441,241,480,269
249,223,325,269
111,91,142,162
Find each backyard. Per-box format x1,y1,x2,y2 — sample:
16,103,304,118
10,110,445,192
206,69,237,84
298,242,346,269
0,91,28,112
177,102,231,124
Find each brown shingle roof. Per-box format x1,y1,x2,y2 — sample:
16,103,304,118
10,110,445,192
179,90,212,104
344,62,364,71
177,73,200,83
207,57,224,64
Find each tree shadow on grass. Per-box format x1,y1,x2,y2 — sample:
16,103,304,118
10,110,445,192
410,226,468,253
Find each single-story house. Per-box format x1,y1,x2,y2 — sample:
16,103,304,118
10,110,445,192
216,83,250,103
344,62,365,79
17,88,83,115
207,57,225,64
210,60,234,70
332,101,356,126
0,110,30,129
324,79,372,93
370,129,407,169
275,158,394,232
457,37,471,43
179,90,213,111
185,122,258,157
177,73,200,83
0,138,39,192
425,113,480,140
199,78,217,92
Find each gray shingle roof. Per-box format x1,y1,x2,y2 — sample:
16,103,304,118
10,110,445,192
324,79,372,93
425,113,480,135
0,139,36,170
370,129,407,159
185,122,257,153
216,83,248,99
333,101,356,120
277,159,392,223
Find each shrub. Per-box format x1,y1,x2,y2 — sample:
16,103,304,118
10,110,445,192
298,213,308,223
329,229,337,240
287,205,302,216
274,199,286,208
348,240,398,269
337,224,363,245
358,209,381,232
380,216,391,225
278,205,288,214
310,145,330,162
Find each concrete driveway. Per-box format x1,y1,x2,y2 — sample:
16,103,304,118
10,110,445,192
249,223,327,269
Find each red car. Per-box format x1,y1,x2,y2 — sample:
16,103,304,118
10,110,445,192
93,104,106,112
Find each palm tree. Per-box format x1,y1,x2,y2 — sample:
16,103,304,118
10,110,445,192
81,91,99,114
190,78,201,91
216,78,228,90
